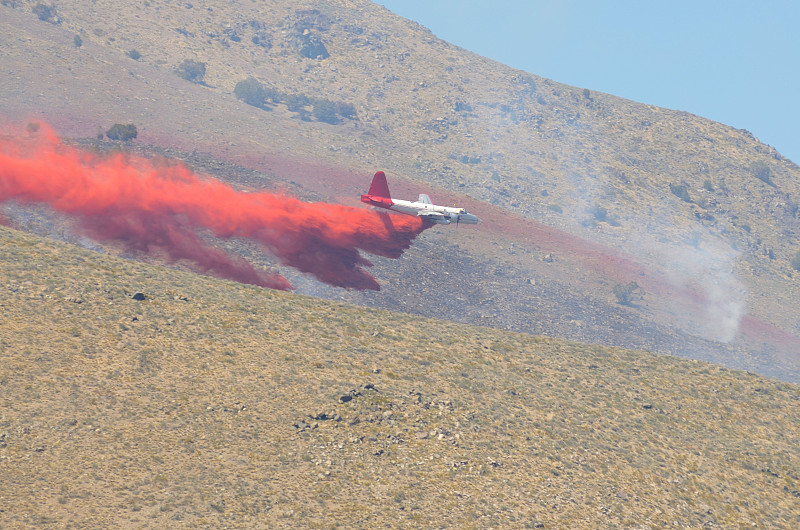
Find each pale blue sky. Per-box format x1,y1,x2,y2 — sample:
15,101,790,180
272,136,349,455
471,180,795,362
379,0,799,164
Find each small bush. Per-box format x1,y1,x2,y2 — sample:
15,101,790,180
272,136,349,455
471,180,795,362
106,123,138,141
335,102,357,120
669,183,692,203
312,99,339,124
175,59,206,84
33,4,57,23
613,281,642,306
234,77,267,107
791,250,800,272
73,35,83,48
589,204,608,223
127,49,141,60
284,93,310,111
751,161,774,186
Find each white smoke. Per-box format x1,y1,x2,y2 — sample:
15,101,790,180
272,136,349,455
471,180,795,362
649,229,746,344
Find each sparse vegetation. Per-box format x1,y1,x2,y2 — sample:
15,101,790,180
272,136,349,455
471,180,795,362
175,59,206,84
312,98,339,124
73,34,82,48
233,77,268,107
2,225,799,528
233,77,357,123
669,182,692,203
589,204,608,222
126,49,141,60
751,161,775,186
613,281,642,306
32,3,58,24
105,123,138,141
792,250,800,271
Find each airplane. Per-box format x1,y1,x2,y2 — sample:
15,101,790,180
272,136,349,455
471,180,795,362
360,171,480,225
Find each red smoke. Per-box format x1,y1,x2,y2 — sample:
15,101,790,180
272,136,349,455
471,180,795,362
0,124,429,290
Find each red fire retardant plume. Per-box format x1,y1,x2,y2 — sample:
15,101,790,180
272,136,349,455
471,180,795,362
0,125,429,290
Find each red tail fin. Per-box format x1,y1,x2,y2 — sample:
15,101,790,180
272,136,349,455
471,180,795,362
368,171,391,199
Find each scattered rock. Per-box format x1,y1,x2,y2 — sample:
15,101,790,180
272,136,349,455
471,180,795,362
131,292,146,301
311,412,340,421
339,388,363,403
293,419,317,431
642,403,653,410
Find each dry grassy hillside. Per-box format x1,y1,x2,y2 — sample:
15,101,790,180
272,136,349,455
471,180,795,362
2,224,800,528
1,2,798,374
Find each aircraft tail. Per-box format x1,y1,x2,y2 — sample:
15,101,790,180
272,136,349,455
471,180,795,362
367,171,391,199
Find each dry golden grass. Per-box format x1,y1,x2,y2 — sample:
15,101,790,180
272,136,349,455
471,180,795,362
2,225,799,528
1,0,799,369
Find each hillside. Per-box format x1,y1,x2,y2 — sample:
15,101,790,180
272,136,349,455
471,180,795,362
2,224,800,527
2,0,799,379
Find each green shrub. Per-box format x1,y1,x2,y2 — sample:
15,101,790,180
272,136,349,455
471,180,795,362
234,77,267,107
175,59,206,84
106,123,138,141
284,93,310,111
791,250,800,271
312,99,339,124
669,183,692,203
589,204,608,222
751,161,774,186
613,281,641,306
127,49,141,60
33,4,58,23
336,102,357,120
73,34,83,48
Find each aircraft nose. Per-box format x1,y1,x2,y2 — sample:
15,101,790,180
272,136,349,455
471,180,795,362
462,213,480,224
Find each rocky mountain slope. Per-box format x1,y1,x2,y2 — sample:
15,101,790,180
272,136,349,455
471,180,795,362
1,2,798,372
2,225,799,528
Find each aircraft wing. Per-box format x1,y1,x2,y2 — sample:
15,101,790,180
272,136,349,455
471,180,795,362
418,211,448,221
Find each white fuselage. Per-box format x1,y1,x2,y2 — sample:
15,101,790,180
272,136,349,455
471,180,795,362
388,198,480,225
